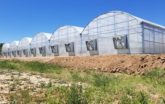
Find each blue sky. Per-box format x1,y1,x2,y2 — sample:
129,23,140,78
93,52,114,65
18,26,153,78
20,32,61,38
0,0,165,43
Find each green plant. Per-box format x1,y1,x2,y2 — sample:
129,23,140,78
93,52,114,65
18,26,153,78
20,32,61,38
144,68,165,86
9,93,19,104
163,98,165,104
47,81,52,88
0,60,63,73
71,72,83,82
0,60,19,69
144,68,165,79
9,90,31,104
40,82,46,88
120,89,149,104
92,73,111,90
138,92,148,104
67,84,88,104
20,90,31,103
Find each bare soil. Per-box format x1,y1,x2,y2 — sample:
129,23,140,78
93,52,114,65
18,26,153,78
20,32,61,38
48,54,165,74
3,54,165,74
0,70,69,103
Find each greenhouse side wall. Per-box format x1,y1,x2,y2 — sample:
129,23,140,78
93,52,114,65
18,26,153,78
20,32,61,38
143,23,165,54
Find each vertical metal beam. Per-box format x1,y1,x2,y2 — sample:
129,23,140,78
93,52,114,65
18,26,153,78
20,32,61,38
127,15,131,54
141,22,145,53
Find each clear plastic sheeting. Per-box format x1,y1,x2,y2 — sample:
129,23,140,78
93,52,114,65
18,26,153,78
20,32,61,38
143,23,165,54
17,37,32,57
30,32,51,57
80,11,165,56
10,41,19,57
2,43,10,57
50,26,83,56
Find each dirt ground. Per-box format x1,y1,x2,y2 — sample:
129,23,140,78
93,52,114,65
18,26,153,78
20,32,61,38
0,69,70,103
48,54,165,74
3,54,165,74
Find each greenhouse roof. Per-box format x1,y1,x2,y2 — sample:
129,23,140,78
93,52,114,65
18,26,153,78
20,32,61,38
108,11,165,29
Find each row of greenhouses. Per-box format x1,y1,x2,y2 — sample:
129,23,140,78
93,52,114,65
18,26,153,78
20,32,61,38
2,11,165,58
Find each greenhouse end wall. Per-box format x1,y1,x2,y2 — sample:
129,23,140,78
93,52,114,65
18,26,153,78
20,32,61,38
80,11,144,56
2,43,10,58
10,41,19,57
18,37,32,57
50,26,83,56
30,32,51,57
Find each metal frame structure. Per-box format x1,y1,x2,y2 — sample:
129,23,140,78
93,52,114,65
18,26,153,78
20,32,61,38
50,26,83,56
10,41,19,57
1,43,10,58
30,32,51,57
17,37,32,57
80,11,165,56
2,11,165,57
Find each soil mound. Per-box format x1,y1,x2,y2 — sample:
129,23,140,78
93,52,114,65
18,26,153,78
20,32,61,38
49,54,165,74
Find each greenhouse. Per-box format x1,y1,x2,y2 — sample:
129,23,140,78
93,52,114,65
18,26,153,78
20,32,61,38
2,43,10,57
80,11,165,56
17,37,32,57
10,41,19,57
1,10,165,58
50,25,83,56
30,32,51,57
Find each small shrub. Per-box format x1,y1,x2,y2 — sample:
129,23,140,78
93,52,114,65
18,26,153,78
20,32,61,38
47,81,52,88
45,87,67,104
144,68,165,79
20,90,31,104
67,84,88,104
144,68,165,86
9,90,31,104
0,60,63,73
120,89,149,104
138,92,148,104
0,60,20,70
71,72,83,82
120,94,132,104
92,73,111,90
40,82,46,88
9,93,19,104
25,61,62,73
